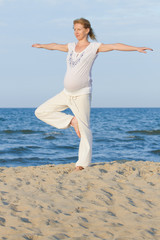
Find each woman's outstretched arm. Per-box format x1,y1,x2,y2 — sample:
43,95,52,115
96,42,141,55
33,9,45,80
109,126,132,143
32,43,68,52
98,43,153,53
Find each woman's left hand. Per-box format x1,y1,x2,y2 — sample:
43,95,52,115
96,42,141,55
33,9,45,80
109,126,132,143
137,47,153,53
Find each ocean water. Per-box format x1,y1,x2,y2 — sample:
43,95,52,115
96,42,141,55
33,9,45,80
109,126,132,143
0,108,160,167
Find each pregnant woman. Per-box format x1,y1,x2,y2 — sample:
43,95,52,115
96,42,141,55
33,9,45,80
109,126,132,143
32,18,152,171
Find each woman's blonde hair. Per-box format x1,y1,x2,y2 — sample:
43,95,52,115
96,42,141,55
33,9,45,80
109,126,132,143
73,18,97,41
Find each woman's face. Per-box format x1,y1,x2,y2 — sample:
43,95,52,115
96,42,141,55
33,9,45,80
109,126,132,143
74,23,89,41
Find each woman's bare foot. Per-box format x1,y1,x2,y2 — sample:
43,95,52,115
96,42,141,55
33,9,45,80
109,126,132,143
70,116,81,138
74,166,84,171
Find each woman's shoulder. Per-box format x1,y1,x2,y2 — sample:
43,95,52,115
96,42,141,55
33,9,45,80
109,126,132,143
91,41,102,47
68,42,76,48
89,42,102,53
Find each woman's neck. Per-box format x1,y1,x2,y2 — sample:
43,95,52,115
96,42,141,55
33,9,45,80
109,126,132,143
77,39,90,46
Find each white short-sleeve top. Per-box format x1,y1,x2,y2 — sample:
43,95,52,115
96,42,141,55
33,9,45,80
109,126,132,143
64,42,101,96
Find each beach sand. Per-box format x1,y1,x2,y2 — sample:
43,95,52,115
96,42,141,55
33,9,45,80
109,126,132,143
0,160,160,240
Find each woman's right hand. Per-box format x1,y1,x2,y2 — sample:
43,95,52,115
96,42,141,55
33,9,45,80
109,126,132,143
32,44,41,48
31,43,68,52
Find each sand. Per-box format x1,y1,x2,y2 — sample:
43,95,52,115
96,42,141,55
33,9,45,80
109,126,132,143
0,160,160,240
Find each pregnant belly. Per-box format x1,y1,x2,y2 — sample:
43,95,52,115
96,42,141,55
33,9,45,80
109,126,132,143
64,75,89,92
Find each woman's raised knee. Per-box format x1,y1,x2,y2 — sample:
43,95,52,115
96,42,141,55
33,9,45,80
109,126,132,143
35,108,42,119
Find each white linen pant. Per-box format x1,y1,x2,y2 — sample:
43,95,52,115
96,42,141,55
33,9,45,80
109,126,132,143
35,90,92,167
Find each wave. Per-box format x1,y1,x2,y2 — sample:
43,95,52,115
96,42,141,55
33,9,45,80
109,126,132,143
0,157,50,167
10,147,30,153
44,136,56,140
127,130,160,135
96,136,144,143
95,137,108,143
0,130,63,135
56,156,77,164
44,131,63,135
151,150,160,155
1,130,44,135
27,146,41,149
57,145,77,150
44,131,64,140
126,136,144,141
0,146,41,154
0,118,5,121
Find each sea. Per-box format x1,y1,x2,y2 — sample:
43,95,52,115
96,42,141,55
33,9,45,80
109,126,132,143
0,108,160,167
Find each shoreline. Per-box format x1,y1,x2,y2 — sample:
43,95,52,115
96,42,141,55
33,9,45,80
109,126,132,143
0,160,160,239
1,158,159,169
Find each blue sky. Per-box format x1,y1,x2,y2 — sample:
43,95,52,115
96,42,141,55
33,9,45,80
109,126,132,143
0,0,159,107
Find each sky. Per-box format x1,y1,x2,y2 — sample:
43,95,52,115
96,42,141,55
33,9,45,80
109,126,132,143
0,0,160,108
